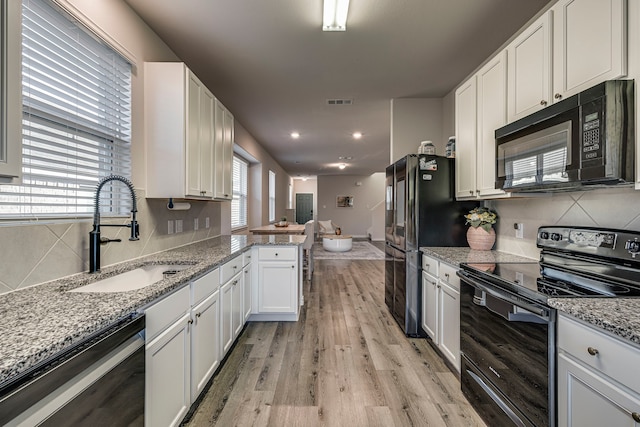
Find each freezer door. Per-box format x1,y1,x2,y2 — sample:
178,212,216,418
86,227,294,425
384,243,394,313
392,247,406,329
385,164,395,244
394,157,407,249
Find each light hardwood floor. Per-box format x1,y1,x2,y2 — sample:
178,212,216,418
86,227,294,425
185,259,486,426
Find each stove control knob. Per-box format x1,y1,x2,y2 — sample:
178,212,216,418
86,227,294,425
625,240,640,254
550,233,562,241
539,231,549,240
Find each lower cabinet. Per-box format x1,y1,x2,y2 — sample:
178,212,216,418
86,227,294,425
557,313,640,427
190,290,220,401
220,271,242,355
421,254,461,372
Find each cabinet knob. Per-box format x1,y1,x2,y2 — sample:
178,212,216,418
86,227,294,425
469,190,474,195
587,346,599,356
291,265,295,269
445,273,450,279
554,93,562,100
188,319,194,324
233,280,238,286
196,312,202,318
275,253,278,256
632,413,640,422
540,100,548,106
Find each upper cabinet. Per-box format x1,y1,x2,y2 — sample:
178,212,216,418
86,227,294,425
145,62,234,200
455,52,510,200
507,0,627,122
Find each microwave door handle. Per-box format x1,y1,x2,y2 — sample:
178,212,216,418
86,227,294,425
471,282,549,320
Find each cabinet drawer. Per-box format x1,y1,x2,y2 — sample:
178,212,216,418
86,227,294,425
145,285,190,341
558,314,640,392
258,246,297,261
191,267,219,305
439,262,459,290
220,255,243,284
422,254,439,277
242,250,252,266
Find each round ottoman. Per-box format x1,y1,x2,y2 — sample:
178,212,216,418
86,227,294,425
322,235,353,252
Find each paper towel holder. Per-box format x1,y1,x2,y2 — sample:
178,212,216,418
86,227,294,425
167,198,191,211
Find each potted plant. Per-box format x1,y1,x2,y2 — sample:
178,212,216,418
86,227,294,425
278,216,288,226
464,207,497,250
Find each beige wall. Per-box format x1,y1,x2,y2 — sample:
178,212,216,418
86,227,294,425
390,98,444,162
317,173,385,238
0,0,287,293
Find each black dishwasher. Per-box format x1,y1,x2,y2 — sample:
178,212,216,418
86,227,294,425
0,315,145,426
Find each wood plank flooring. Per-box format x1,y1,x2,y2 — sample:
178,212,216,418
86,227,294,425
185,259,486,427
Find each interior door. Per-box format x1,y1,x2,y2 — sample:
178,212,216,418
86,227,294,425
295,193,313,224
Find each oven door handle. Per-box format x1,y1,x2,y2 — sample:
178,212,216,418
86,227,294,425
471,281,549,320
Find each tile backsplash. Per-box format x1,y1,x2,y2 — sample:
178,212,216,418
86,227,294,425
488,186,640,259
0,189,223,294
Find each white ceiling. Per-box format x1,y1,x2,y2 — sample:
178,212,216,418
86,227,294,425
124,0,552,177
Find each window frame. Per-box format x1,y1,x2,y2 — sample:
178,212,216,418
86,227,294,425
268,170,275,222
231,155,248,230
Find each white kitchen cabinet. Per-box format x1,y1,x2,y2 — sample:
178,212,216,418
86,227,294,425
507,0,626,122
248,246,300,321
214,100,234,200
220,254,244,356
421,255,461,372
557,313,640,427
507,12,552,121
455,52,510,200
243,251,253,322
191,269,222,402
454,77,478,200
552,0,627,101
145,62,216,199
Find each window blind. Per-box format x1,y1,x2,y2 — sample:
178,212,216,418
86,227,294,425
268,170,275,222
0,0,132,218
231,156,247,228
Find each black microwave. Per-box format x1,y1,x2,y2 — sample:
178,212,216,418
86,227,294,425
495,80,634,192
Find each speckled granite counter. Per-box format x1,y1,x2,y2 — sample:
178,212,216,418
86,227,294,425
0,234,305,386
420,247,537,266
548,298,640,347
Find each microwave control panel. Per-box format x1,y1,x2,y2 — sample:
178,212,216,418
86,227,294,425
580,99,604,165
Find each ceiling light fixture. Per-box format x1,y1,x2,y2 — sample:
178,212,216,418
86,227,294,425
352,132,362,139
323,0,350,32
339,163,346,170
290,132,300,139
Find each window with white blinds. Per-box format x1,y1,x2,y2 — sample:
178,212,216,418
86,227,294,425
231,156,248,229
268,170,275,222
0,0,132,218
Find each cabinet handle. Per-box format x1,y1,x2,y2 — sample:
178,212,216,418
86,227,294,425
233,280,238,286
554,93,562,100
469,190,474,195
233,265,237,269
188,319,194,325
540,100,547,106
632,412,640,422
587,347,599,356
196,312,202,318
445,273,449,279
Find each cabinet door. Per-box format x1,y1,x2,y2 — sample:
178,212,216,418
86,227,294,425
191,290,220,401
507,12,552,121
476,51,508,198
558,353,640,427
552,0,626,100
232,272,243,338
199,88,215,198
220,279,234,355
421,272,438,342
439,281,461,372
186,72,202,198
455,77,478,199
243,264,252,322
257,262,297,313
213,100,226,199
221,108,234,200
145,313,191,427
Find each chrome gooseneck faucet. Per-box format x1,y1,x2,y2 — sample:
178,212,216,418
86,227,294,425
89,175,140,273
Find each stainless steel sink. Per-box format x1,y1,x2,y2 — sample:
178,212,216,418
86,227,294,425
69,264,191,293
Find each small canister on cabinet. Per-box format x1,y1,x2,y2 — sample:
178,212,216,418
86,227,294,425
445,136,456,158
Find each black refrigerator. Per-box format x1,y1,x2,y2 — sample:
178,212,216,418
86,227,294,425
385,154,477,336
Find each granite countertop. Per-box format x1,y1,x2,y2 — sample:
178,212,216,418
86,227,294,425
420,246,537,267
548,298,640,348
0,234,305,386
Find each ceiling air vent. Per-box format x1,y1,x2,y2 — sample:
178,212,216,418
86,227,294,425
326,98,353,106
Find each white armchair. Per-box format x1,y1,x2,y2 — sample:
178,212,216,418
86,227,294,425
303,220,314,280
318,220,340,238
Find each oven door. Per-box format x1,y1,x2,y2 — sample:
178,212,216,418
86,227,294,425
459,271,555,427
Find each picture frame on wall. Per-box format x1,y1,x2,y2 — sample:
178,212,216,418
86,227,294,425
336,196,353,207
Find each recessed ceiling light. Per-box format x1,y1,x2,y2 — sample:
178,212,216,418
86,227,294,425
338,163,346,170
323,0,350,31
352,132,362,139
291,132,300,139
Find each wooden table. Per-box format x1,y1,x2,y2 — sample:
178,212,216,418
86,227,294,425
249,223,306,235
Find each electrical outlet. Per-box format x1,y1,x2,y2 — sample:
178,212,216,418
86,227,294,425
167,220,174,235
194,218,199,231
515,223,524,239
205,217,210,229
175,219,183,233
